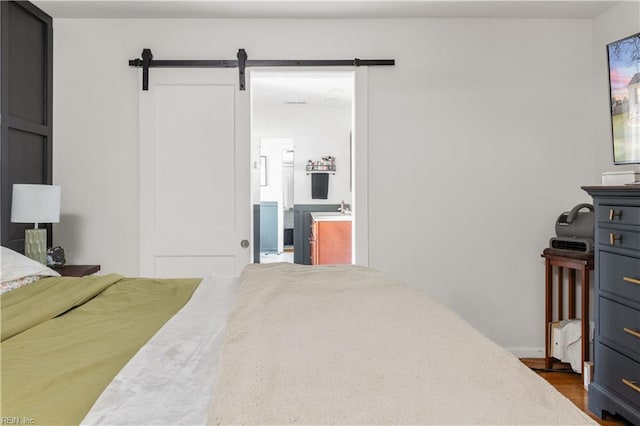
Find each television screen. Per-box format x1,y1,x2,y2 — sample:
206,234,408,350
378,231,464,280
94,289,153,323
607,32,640,164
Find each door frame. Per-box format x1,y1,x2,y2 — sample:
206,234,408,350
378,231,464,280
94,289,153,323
353,66,368,266
249,67,369,266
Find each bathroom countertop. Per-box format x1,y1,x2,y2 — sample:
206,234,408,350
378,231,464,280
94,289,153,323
310,212,352,222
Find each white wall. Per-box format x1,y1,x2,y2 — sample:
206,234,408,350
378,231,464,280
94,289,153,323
53,17,596,354
592,1,640,179
253,105,352,205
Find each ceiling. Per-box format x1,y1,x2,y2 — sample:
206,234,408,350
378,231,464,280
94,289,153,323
33,1,620,20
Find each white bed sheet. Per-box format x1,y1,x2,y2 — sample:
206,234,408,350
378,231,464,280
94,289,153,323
81,274,239,426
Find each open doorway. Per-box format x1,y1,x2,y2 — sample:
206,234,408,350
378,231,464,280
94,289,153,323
251,70,355,265
258,137,295,263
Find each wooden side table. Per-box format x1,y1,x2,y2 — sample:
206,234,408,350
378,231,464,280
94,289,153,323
56,265,101,277
541,248,594,374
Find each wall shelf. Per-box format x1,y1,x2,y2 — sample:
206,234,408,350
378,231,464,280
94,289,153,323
306,164,336,174
306,156,336,175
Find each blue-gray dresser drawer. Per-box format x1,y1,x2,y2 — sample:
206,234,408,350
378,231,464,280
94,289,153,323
595,343,640,407
584,186,640,424
598,204,640,226
598,227,640,252
600,297,640,358
599,251,640,303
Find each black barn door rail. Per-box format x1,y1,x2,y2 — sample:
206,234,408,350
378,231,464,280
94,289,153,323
129,48,395,91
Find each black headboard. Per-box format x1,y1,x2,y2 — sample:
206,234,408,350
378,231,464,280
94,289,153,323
0,1,53,252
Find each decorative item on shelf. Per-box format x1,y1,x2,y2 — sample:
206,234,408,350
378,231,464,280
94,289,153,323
306,156,336,174
10,184,61,265
601,170,640,185
47,246,66,268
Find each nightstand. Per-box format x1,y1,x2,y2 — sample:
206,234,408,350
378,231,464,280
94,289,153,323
55,265,101,277
541,248,594,374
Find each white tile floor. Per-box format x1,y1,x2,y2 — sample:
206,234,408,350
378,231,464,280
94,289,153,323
260,251,294,264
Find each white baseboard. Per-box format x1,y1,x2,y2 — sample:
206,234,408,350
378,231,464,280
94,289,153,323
507,347,545,358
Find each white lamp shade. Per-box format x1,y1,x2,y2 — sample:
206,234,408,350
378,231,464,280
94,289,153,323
11,184,61,224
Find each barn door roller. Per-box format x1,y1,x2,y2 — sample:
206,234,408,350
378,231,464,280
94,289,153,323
129,48,395,91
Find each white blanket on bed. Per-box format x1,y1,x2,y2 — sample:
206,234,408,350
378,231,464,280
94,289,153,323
81,274,239,426
211,263,595,425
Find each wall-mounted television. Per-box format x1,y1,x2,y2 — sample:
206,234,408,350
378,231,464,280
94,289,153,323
607,32,640,165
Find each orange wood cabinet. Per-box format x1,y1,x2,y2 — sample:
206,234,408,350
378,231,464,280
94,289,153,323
310,218,352,265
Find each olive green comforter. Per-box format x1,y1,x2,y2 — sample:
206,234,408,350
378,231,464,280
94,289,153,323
0,274,200,425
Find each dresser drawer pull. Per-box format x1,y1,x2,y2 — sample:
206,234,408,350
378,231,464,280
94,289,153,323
622,379,640,394
609,208,621,220
623,276,640,286
624,327,640,339
609,233,622,245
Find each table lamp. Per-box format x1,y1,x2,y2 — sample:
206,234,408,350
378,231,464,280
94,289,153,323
10,184,61,264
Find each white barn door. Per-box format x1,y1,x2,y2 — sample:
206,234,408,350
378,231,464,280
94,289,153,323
139,68,250,278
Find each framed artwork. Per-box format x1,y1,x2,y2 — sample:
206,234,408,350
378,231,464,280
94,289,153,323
260,156,267,186
607,32,640,164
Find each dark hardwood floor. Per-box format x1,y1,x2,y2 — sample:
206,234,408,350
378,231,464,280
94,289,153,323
520,358,630,425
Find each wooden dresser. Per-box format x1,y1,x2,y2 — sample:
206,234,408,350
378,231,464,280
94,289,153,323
583,186,640,424
310,213,352,265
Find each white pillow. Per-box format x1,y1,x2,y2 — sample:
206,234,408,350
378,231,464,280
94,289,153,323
0,246,60,283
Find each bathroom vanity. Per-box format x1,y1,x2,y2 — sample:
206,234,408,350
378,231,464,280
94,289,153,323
309,212,352,265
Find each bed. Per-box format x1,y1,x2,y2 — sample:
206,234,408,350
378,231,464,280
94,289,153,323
1,249,596,425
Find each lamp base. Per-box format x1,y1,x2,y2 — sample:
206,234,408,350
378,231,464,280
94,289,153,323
25,229,47,265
